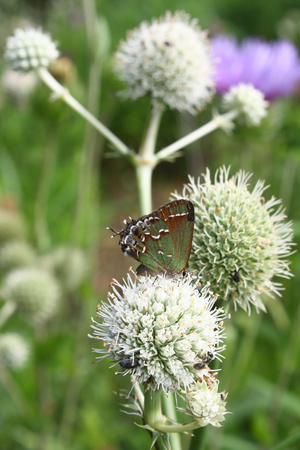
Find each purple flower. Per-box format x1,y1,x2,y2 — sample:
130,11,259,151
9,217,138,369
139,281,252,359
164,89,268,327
212,35,300,100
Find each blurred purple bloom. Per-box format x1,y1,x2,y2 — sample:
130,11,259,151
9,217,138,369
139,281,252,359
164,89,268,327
212,35,300,100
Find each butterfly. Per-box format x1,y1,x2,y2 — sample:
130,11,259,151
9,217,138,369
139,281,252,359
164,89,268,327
108,199,194,276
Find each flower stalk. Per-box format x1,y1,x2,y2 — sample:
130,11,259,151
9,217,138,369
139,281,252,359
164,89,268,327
36,67,131,156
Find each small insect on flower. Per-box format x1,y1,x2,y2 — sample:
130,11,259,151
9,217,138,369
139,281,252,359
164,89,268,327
119,358,140,369
231,268,242,283
194,351,214,370
107,199,194,277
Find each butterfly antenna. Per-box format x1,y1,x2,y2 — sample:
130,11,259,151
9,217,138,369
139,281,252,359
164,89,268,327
106,227,120,238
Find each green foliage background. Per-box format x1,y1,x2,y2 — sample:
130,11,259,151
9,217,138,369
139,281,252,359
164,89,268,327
0,0,300,449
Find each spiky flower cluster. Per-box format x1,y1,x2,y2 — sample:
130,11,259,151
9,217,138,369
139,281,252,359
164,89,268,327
222,83,269,126
0,241,36,273
180,377,227,427
114,11,215,114
91,272,225,392
4,28,59,72
0,332,29,369
172,167,294,313
2,268,60,323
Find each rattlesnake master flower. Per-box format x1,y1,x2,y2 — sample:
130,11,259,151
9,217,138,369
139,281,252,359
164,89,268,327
180,377,227,427
172,167,294,313
0,332,30,369
2,268,60,322
91,272,225,392
4,28,59,72
212,36,300,100
114,11,215,114
0,208,27,245
222,83,269,126
0,241,36,273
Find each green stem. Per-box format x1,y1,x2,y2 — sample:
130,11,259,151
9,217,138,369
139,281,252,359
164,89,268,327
0,359,31,414
36,67,131,157
136,103,164,214
163,394,182,450
0,301,16,328
72,0,104,245
144,388,164,428
34,129,57,251
155,109,238,163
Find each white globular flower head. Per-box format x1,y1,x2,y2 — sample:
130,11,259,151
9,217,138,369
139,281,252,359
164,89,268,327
0,332,30,369
222,83,269,126
172,167,294,314
114,11,215,114
181,376,227,427
2,268,60,323
4,28,59,72
0,241,36,273
91,272,225,392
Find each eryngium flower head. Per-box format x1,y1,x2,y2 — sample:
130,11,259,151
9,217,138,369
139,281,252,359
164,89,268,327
91,272,225,392
2,268,60,322
212,36,300,100
172,167,294,313
222,83,269,126
0,207,27,245
0,332,30,369
0,241,36,273
180,377,227,427
4,28,59,72
40,246,87,292
114,11,215,114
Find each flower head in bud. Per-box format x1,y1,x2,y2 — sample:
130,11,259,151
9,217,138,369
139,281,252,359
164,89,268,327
0,241,36,273
0,332,30,369
4,27,59,72
180,377,227,427
91,272,225,392
172,167,294,313
0,207,27,245
222,83,269,126
114,11,215,114
2,268,60,323
40,246,87,292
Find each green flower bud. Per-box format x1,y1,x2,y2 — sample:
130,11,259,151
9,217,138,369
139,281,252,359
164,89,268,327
0,241,36,273
4,28,59,72
172,166,294,313
0,332,29,369
2,268,60,323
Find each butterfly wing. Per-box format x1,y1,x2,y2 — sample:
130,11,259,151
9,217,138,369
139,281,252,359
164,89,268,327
122,199,194,274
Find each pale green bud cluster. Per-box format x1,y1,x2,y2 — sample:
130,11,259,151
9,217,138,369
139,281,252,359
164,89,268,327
4,28,59,72
0,241,36,274
0,332,30,369
181,377,227,427
2,268,60,323
222,83,269,126
173,166,294,313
